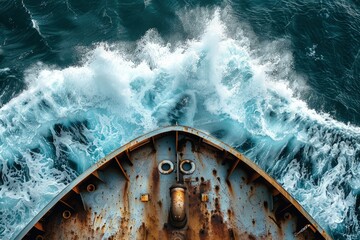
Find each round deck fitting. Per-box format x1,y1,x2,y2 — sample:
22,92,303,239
35,235,44,240
62,210,71,219
180,160,196,175
158,160,174,174
87,184,96,192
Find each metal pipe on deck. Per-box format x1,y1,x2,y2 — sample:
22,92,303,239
169,184,187,228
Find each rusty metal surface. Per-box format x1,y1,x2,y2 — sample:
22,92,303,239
16,126,333,240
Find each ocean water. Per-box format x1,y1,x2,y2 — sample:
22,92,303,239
0,0,359,239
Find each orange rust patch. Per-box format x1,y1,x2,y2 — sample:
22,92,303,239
210,213,227,237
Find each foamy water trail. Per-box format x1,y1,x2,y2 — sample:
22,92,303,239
0,8,358,239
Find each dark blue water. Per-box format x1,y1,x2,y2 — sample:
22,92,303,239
0,1,359,239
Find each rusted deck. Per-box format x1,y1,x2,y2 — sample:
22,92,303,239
16,126,332,240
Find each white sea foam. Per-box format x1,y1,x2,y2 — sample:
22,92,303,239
31,19,40,33
0,7,359,240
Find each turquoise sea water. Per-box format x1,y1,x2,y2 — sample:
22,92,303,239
0,1,359,239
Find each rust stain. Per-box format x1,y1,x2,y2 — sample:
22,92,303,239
186,181,210,240
41,202,103,239
136,222,148,240
186,177,234,240
214,198,220,211
210,212,228,237
151,160,160,195
215,185,220,193
228,228,236,240
249,234,257,240
123,181,129,205
264,201,268,210
140,155,162,240
226,179,233,196
200,180,211,193
111,179,130,239
227,208,234,219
